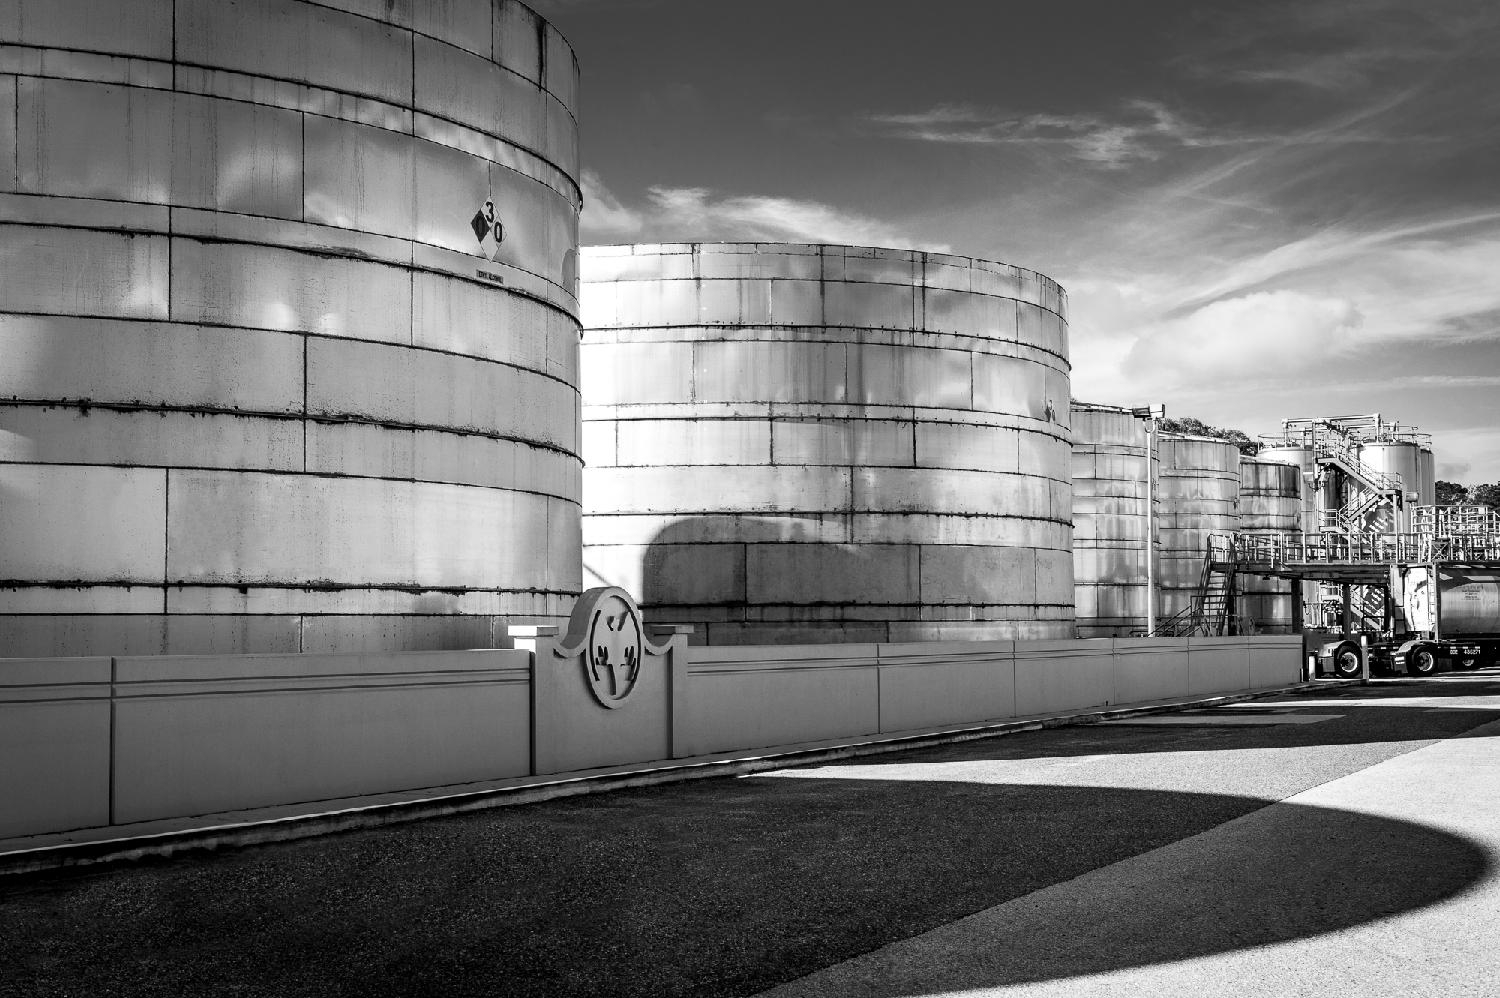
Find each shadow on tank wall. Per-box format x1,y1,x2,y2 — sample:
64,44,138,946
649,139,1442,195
586,513,1071,646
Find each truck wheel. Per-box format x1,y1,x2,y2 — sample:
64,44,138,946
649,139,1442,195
1407,645,1438,677
1332,641,1363,679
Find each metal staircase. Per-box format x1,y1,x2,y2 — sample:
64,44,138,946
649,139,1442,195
1327,488,1397,534
1152,536,1238,637
1308,425,1402,496
1307,421,1402,535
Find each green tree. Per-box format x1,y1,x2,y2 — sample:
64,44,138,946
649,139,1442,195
1471,483,1500,510
1434,481,1469,505
1158,416,1261,455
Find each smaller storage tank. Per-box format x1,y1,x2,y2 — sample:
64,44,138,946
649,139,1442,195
1363,439,1424,529
1157,435,1241,621
1236,457,1301,633
1418,447,1436,507
1258,443,1320,535
1071,402,1155,637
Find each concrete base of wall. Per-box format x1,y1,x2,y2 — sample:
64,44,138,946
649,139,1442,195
0,679,1354,877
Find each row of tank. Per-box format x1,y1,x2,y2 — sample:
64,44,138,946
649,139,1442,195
0,1,1425,654
1073,405,1300,638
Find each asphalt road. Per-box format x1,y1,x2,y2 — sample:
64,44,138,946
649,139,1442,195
3,669,1498,997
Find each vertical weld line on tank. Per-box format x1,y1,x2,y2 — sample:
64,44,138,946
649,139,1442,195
162,469,170,613
10,76,17,186
166,205,174,321
107,654,117,824
301,336,309,471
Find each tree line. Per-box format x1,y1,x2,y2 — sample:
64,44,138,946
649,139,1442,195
1435,481,1500,509
1157,416,1260,455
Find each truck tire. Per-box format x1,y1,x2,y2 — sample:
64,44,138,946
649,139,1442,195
1332,641,1363,679
1407,644,1438,676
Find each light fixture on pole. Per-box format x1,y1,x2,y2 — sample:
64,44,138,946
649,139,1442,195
1131,405,1166,634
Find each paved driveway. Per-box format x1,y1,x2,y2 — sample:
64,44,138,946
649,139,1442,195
3,670,1498,997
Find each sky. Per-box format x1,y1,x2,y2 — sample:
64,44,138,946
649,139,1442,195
531,0,1500,485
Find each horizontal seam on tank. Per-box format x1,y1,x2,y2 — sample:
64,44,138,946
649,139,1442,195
585,243,1065,282
0,582,580,596
283,0,583,131
599,427,1078,448
584,519,1075,530
589,326,1070,360
0,402,582,456
171,59,580,198
587,465,1066,475
0,318,581,393
592,275,1062,305
583,508,1075,517
179,231,581,320
176,225,575,312
589,463,1071,481
634,603,1079,611
1,55,581,204
0,460,583,505
0,221,580,314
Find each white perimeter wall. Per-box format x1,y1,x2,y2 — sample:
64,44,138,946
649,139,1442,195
1,635,1301,841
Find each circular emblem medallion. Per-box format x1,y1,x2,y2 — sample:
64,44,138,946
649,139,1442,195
584,592,644,708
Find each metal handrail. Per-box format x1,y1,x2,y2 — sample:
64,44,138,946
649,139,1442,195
1229,531,1500,567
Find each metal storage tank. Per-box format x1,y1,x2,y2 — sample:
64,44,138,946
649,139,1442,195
1418,446,1436,507
1258,443,1321,534
580,242,1074,644
1363,440,1424,530
0,0,583,655
1157,435,1241,621
1236,456,1301,633
1071,402,1155,637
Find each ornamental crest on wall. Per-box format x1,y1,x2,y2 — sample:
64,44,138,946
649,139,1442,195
564,587,645,708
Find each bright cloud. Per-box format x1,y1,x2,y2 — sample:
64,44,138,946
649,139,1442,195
1124,290,1363,385
579,170,643,238
581,172,948,252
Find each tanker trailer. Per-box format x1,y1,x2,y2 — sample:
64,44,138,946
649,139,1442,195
1320,563,1500,677
1393,564,1500,673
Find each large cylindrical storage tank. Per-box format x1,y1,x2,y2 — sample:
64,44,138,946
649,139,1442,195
1362,440,1423,530
1236,457,1301,633
0,1,583,655
1157,435,1241,621
1071,403,1154,637
580,242,1073,644
1418,447,1436,507
1363,441,1422,498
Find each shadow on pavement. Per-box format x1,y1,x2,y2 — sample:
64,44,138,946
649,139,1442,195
0,776,1488,998
833,669,1500,767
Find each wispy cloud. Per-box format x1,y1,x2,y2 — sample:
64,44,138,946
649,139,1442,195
1185,0,1499,92
865,99,1231,169
581,171,949,251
